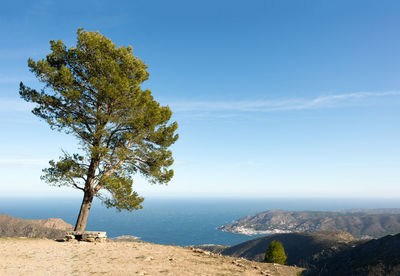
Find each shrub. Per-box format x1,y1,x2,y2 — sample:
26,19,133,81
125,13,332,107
264,240,287,265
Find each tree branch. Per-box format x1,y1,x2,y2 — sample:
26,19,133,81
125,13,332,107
94,140,134,193
69,177,85,191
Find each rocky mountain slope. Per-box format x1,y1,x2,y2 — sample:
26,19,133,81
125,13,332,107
218,209,400,239
219,230,360,268
304,232,400,276
0,214,73,239
215,230,400,275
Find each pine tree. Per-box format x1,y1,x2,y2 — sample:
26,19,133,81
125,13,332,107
19,29,178,232
264,240,287,264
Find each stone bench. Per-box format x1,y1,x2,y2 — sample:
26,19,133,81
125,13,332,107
65,231,107,242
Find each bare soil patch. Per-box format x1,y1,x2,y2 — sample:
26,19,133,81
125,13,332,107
0,238,302,275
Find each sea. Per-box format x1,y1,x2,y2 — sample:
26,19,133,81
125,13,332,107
1,197,400,246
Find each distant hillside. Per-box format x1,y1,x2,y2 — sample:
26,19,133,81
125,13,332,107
220,230,360,268
338,208,400,215
304,233,400,275
218,209,400,239
218,230,400,275
0,214,73,239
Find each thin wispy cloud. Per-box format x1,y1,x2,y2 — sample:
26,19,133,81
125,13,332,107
0,73,35,83
0,76,19,83
169,91,400,112
174,161,190,166
1,91,399,114
0,98,35,112
0,158,49,169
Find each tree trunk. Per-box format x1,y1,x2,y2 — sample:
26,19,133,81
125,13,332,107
74,191,94,232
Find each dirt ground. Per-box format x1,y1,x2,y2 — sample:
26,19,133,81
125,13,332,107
0,238,302,276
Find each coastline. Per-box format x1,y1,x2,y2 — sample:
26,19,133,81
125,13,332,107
218,226,292,236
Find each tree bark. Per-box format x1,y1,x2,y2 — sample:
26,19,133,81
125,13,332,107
74,155,99,232
74,190,94,231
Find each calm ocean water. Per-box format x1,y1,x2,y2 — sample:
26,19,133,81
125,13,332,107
1,197,399,246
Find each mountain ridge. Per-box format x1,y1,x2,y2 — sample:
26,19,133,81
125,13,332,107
218,209,400,239
220,230,360,266
213,230,400,275
0,214,73,239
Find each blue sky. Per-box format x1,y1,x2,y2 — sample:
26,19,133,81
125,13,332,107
1,0,399,198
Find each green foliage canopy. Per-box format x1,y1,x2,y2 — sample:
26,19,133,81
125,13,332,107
264,240,287,265
19,29,178,212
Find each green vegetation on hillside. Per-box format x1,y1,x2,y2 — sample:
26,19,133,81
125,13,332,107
264,240,287,264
